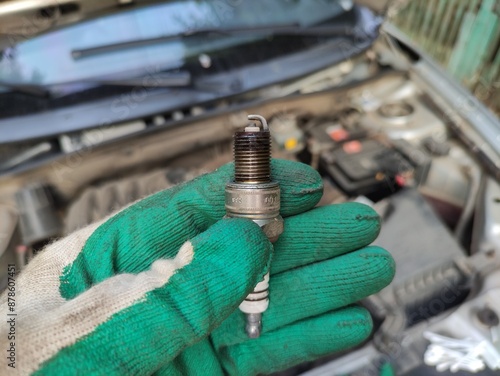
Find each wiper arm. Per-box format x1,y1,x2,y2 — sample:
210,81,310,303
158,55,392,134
71,23,358,60
0,81,52,97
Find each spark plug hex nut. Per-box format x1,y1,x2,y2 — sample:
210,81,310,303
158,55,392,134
225,182,284,241
225,182,280,216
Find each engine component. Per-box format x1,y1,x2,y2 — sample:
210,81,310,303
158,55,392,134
373,188,466,294
472,178,500,255
14,183,62,246
269,114,304,153
378,101,415,120
225,114,284,338
363,189,468,367
356,82,448,143
320,139,430,198
419,141,480,230
64,169,192,234
422,136,450,156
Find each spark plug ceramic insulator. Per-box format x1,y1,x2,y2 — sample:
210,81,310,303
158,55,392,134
225,114,284,338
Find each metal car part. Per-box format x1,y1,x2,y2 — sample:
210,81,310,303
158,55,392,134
14,183,62,246
472,178,500,255
225,114,284,338
0,142,53,171
59,121,146,154
64,169,193,234
269,114,304,153
358,82,448,142
374,189,466,287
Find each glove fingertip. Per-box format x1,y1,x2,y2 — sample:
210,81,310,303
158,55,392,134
271,202,382,274
348,201,381,228
359,245,396,287
334,305,373,342
271,159,323,216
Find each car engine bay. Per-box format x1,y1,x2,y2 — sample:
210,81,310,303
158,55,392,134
1,34,499,375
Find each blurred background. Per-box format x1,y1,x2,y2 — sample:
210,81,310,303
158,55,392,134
0,1,499,375
392,0,499,115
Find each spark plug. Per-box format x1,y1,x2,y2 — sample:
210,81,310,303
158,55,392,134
225,114,284,338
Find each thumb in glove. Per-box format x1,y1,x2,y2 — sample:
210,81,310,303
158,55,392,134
0,218,271,375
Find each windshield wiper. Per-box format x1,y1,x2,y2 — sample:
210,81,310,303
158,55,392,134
71,23,361,60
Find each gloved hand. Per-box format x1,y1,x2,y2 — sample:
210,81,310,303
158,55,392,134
0,159,394,376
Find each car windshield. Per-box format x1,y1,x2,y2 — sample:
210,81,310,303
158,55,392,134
0,0,351,89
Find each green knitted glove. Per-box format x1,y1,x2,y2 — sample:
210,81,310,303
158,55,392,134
0,159,395,376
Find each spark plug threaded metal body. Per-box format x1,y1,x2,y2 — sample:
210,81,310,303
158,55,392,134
225,115,284,338
234,130,271,184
